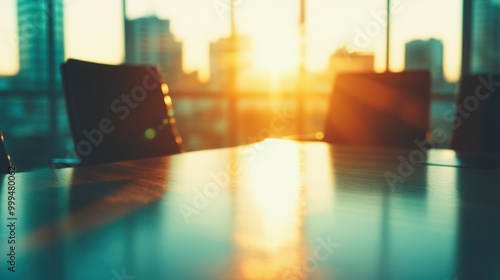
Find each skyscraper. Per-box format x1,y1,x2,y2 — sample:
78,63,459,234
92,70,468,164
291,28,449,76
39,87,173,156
405,38,445,87
124,16,184,87
471,0,500,73
16,0,65,89
209,35,253,92
329,46,374,84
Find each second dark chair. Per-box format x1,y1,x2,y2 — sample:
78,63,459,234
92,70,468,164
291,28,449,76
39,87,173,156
323,71,431,148
450,74,500,154
61,59,182,166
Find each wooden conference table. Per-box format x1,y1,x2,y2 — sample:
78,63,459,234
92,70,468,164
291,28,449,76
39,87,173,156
1,139,500,280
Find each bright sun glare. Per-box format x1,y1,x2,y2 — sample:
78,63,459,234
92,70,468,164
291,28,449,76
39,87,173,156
252,31,300,76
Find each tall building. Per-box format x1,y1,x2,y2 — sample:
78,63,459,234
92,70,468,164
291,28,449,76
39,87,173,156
16,0,65,89
405,38,445,86
471,0,500,73
209,35,253,92
124,16,184,87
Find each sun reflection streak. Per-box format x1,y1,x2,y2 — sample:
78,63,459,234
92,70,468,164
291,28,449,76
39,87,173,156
425,165,459,275
233,141,304,279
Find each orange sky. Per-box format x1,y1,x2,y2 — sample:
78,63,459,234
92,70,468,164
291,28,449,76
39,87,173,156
0,0,462,82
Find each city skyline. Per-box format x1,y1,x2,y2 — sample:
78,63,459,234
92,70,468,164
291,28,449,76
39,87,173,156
4,0,65,90
124,16,185,87
0,0,462,83
405,38,444,85
471,0,500,73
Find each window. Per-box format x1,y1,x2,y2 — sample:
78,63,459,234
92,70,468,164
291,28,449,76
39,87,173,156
0,0,478,170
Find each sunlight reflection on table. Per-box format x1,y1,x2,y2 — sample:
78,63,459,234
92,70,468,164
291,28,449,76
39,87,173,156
234,140,304,279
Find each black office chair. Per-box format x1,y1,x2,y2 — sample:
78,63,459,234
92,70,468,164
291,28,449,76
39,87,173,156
61,59,183,166
450,74,500,154
323,71,431,148
0,131,13,173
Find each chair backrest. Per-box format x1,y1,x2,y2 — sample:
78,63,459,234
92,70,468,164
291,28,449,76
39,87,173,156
61,59,182,166
323,71,431,148
450,74,500,154
0,131,13,174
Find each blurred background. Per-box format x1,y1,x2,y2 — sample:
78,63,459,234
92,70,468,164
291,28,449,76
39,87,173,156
0,0,497,170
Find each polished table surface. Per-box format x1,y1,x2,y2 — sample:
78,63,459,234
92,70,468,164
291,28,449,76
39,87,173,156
1,139,500,280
